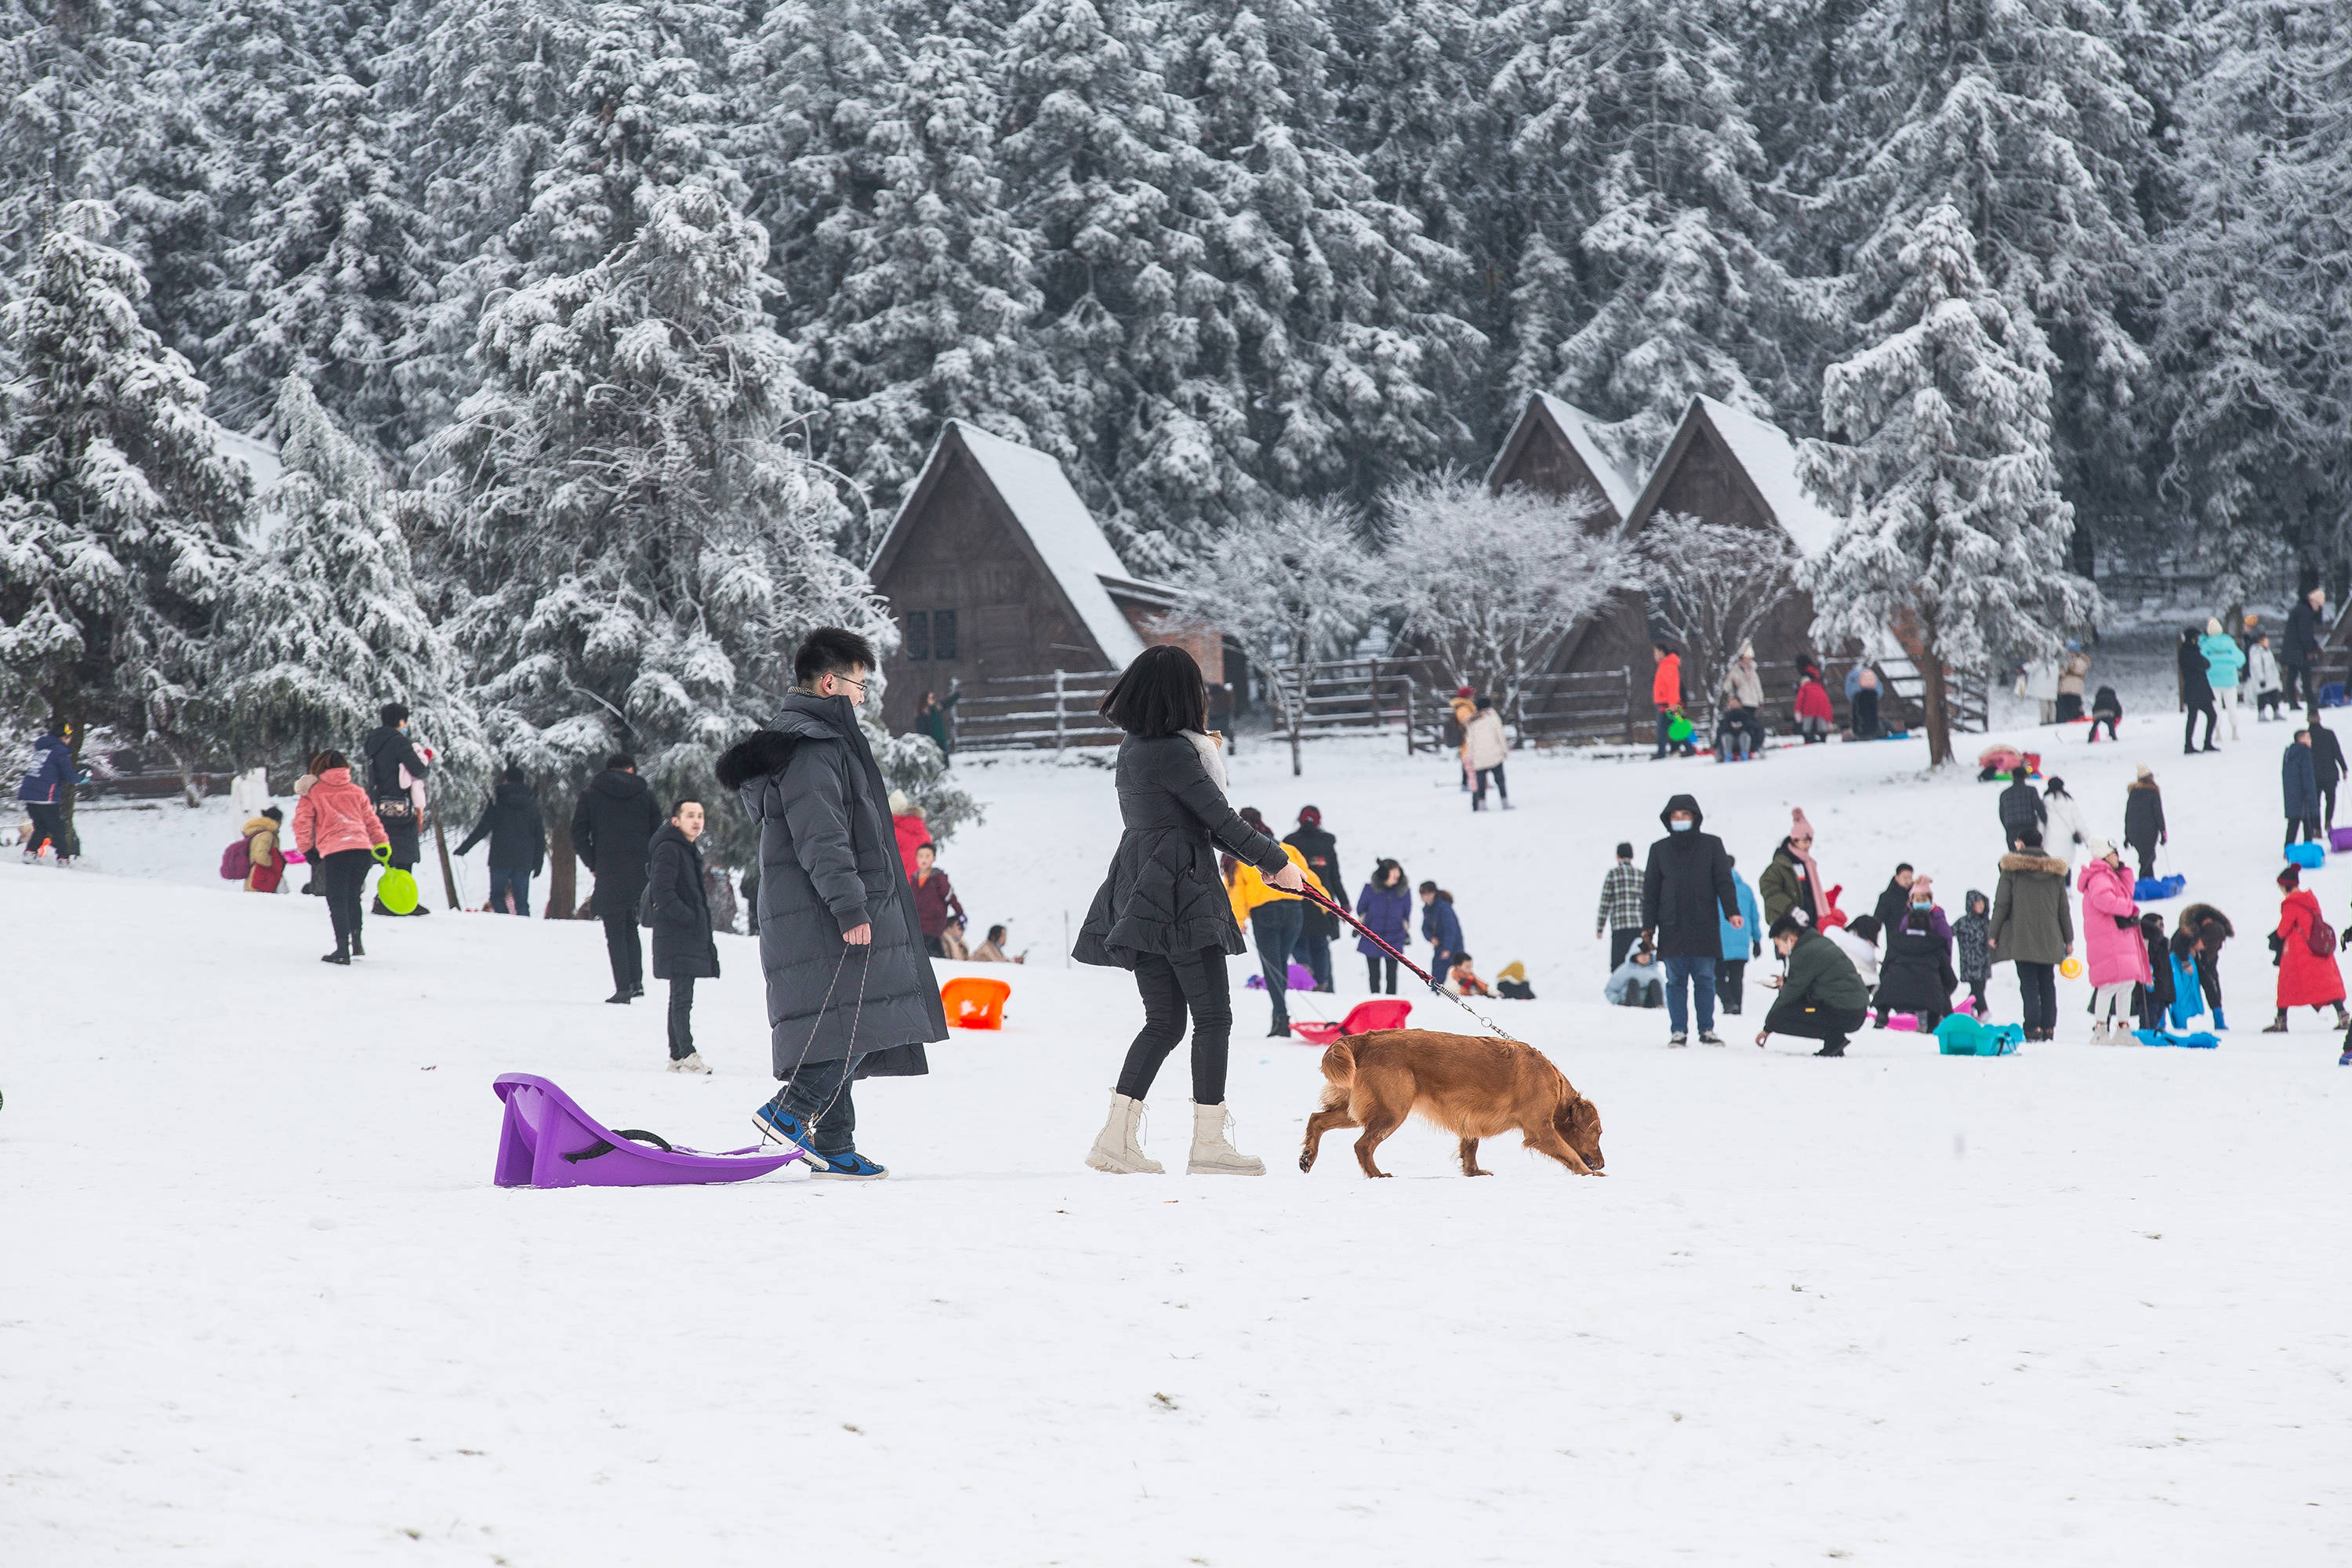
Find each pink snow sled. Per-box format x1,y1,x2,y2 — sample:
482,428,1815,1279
492,1073,808,1189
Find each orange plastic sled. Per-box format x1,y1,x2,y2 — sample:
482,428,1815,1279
942,976,1011,1029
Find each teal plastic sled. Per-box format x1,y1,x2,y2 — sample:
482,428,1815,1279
1935,1014,2021,1056
2131,1029,2219,1049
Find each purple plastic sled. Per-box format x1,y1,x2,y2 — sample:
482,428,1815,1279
492,1073,808,1189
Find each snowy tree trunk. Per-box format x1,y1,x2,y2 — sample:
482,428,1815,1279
1918,630,1955,768
547,804,578,920
1290,650,1308,778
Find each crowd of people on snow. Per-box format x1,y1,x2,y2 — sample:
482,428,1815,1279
1593,748,2352,1062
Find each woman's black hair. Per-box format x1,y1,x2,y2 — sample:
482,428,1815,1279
987,924,1007,944
1374,857,1403,887
1416,880,1454,902
1098,643,1207,736
1237,805,1268,832
1847,914,1882,943
2045,775,2068,797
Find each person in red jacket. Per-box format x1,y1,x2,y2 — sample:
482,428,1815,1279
1650,641,1690,759
2266,864,2350,1033
1793,667,1836,743
291,750,389,965
910,842,967,957
890,791,931,880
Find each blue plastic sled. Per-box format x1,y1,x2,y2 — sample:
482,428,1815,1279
2132,1029,2220,1049
2134,873,2186,901
2166,955,2207,1029
2287,842,2327,869
1934,1014,2022,1056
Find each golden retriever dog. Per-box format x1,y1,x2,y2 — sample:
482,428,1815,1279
1299,1029,1605,1178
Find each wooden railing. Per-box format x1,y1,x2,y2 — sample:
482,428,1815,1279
949,669,1125,754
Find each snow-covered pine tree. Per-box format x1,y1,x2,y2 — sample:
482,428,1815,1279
1802,203,2098,768
0,0,158,289
1494,0,1788,475
2148,2,2328,612
1164,495,1384,776
1385,471,1626,728
781,5,1060,556
209,376,490,793
1829,0,2155,550
998,0,1247,568
1163,0,1485,506
209,73,438,463
0,201,249,828
426,183,891,876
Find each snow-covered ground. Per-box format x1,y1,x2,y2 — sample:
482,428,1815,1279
7,713,2352,1565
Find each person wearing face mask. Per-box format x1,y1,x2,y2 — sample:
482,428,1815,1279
1870,873,1955,1028
1639,793,1742,1047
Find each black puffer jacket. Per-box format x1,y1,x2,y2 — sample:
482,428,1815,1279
1873,908,1956,1014
1075,735,1289,968
721,691,942,1080
1283,821,1347,938
648,822,719,981
454,779,546,872
1639,793,1738,959
572,768,663,903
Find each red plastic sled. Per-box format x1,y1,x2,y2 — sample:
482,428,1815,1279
1291,998,1414,1046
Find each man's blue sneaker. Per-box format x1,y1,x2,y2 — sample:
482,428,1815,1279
753,1102,817,1154
809,1150,887,1180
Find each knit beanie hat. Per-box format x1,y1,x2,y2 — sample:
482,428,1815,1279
1790,807,1816,840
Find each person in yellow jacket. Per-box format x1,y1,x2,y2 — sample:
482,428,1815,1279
1227,806,1316,1036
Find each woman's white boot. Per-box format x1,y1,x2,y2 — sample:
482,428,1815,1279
1187,1102,1265,1175
1086,1092,1163,1174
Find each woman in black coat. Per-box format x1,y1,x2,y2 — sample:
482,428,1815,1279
1872,895,1957,1027
2179,628,2217,753
648,800,720,1072
1075,645,1303,1177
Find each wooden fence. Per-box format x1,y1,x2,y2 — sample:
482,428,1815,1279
949,669,1125,753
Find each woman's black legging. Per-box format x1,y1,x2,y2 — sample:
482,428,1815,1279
318,848,373,950
1365,953,1398,993
1116,947,1233,1103
2185,702,2216,750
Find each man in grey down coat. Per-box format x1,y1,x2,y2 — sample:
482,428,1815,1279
716,629,945,1180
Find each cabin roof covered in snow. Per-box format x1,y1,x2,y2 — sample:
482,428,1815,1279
873,422,1156,667
1690,396,1842,558
1483,392,1642,521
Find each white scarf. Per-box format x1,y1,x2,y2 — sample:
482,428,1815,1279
1181,729,1228,793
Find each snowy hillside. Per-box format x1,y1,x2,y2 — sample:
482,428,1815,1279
7,718,2352,1565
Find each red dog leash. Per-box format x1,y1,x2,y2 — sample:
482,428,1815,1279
1293,880,1515,1041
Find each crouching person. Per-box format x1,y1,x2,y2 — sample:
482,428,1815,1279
716,629,947,1179
1755,913,1871,1057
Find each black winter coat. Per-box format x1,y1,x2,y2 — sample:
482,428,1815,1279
1076,735,1289,968
2178,638,2213,705
1639,793,1739,958
361,724,430,797
1998,779,2047,844
2311,724,2347,789
1873,909,1956,1014
454,779,546,872
1872,877,1913,933
2123,782,2166,849
2283,742,2321,822
571,768,662,903
721,691,942,1079
1283,822,1347,938
648,822,720,980
2286,598,2324,667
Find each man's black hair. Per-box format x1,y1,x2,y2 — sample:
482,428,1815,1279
1475,695,1494,710
1767,913,1807,940
794,626,877,688
261,804,283,822
670,796,702,817
1894,862,1914,875
987,924,1007,944
608,753,636,772
503,763,525,783
1615,840,1633,858
379,702,409,727
1098,643,1207,737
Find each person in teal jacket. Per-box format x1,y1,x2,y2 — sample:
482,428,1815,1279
2201,616,2247,741
1715,854,1765,1016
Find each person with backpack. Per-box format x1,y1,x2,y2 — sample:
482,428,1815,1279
454,765,546,915
573,753,664,1004
228,805,286,892
648,797,719,1074
2042,777,2090,866
16,726,78,865
290,750,388,965
2078,841,2148,1042
2265,863,2350,1034
360,702,432,909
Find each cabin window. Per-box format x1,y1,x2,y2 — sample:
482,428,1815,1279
931,609,959,661
904,611,930,661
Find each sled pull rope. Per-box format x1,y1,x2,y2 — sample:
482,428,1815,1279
1294,881,1515,1042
